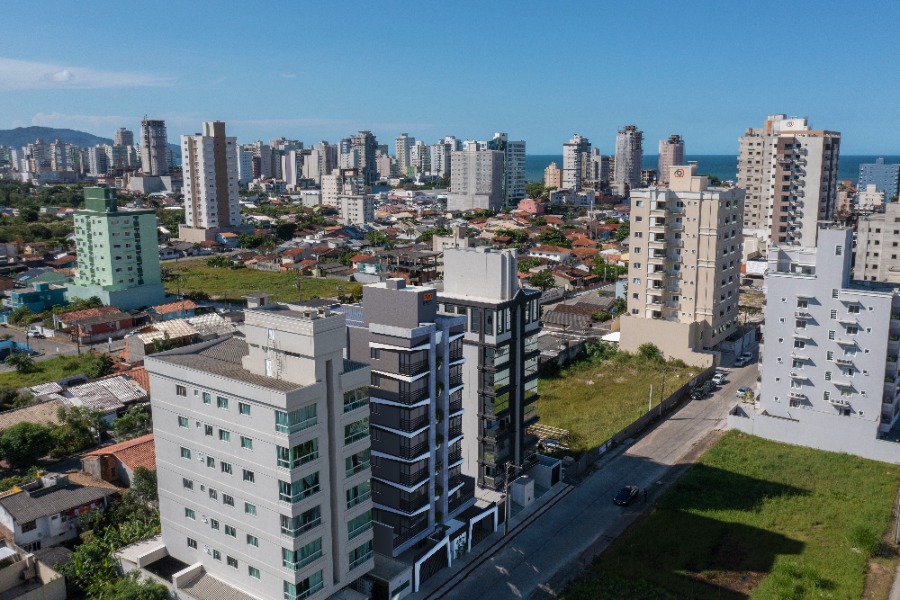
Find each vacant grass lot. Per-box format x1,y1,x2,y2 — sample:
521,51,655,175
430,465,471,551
0,353,105,388
537,352,701,452
564,431,900,600
165,259,362,303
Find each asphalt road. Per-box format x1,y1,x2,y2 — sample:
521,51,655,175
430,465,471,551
418,356,760,600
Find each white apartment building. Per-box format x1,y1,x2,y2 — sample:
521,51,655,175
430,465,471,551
143,297,374,600
338,195,375,226
620,164,744,366
446,144,504,212
180,122,241,243
737,114,840,256
562,134,590,192
614,125,643,196
395,134,414,177
730,226,900,463
855,202,900,285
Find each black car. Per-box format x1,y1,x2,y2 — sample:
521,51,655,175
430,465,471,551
613,485,639,506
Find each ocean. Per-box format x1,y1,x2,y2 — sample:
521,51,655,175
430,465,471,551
525,155,900,185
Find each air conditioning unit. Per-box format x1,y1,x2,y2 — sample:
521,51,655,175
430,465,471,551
201,515,208,523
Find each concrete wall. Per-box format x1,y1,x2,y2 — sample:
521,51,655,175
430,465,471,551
619,315,714,367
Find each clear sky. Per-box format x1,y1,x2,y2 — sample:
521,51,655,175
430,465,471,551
0,1,896,154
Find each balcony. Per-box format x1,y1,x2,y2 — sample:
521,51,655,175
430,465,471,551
394,441,430,460
398,469,429,486
396,414,429,431
449,398,463,414
789,392,806,400
448,426,463,439
399,359,429,376
396,494,430,514
827,397,851,407
449,348,463,361
397,386,429,405
349,548,373,571
794,311,811,319
448,449,462,465
448,374,463,388
835,358,854,367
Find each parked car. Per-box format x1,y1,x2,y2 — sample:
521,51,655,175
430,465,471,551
736,386,751,397
739,352,753,362
734,357,749,368
690,388,708,400
711,372,727,385
614,485,640,506
26,329,43,338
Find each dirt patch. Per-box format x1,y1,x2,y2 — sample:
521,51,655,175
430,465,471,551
693,570,766,596
862,560,895,600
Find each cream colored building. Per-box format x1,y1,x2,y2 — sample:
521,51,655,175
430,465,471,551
620,164,744,366
338,195,375,225
544,162,561,189
737,115,840,256
855,201,900,284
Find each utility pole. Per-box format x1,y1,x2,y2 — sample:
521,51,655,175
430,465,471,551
660,364,667,418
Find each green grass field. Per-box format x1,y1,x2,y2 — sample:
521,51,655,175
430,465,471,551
0,353,105,388
165,259,362,303
537,353,701,453
564,431,900,600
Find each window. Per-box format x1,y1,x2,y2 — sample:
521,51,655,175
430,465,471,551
243,469,255,484
794,340,806,349
836,245,843,256
238,402,251,415
212,550,221,560
792,359,803,369
178,416,189,428
830,310,837,319
275,405,317,434
225,525,237,537
245,502,257,516
347,510,373,540
219,429,231,443
240,436,253,450
344,418,369,445
223,494,234,506
277,439,319,469
848,304,861,314
182,478,193,490
185,508,196,520
246,534,259,547
204,424,213,436
828,330,835,340
180,447,191,460
227,556,238,569
209,488,218,500
284,572,324,600
346,481,371,509
202,392,211,404
847,326,859,335
221,462,232,475
824,391,831,401
187,538,197,549
348,540,373,571
832,289,839,299
825,371,832,381
370,347,380,359
796,299,808,309
210,518,219,530
217,396,228,409
826,351,834,361
281,507,322,537
344,387,369,413
207,456,215,468
176,385,187,396
248,566,260,579
283,538,323,571
279,473,320,503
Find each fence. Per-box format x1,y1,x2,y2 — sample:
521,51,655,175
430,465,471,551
562,365,717,480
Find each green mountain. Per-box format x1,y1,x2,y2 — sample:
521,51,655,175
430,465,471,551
0,126,113,148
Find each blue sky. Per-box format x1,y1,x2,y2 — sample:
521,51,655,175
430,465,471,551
0,1,896,154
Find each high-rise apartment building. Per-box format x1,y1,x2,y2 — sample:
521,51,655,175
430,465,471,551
180,121,241,243
140,119,170,176
341,280,481,558
438,248,542,491
338,195,375,226
737,114,840,251
446,143,504,212
68,185,166,310
614,125,643,196
544,162,561,189
146,297,374,600
855,202,900,284
730,226,900,463
487,133,526,206
562,134,591,192
657,135,684,186
620,164,744,366
351,131,378,186
395,133,414,177
115,127,134,147
49,139,69,172
859,157,900,201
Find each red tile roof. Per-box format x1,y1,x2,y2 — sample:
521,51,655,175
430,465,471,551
59,305,120,323
152,299,199,315
126,366,150,392
86,433,156,473
530,245,572,254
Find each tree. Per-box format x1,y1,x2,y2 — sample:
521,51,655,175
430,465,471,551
365,230,392,248
529,269,556,292
275,222,297,241
4,350,34,374
51,406,107,457
524,182,546,200
0,386,32,411
129,466,158,504
206,255,232,268
614,221,630,242
637,343,663,362
84,353,115,379
611,297,628,314
537,228,572,248
0,422,54,468
592,311,613,322
113,406,151,441
103,576,170,600
493,228,529,245
517,257,541,273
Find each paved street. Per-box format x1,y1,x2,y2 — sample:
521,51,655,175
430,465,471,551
417,355,759,600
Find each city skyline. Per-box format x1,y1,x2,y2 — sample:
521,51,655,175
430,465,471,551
2,2,899,154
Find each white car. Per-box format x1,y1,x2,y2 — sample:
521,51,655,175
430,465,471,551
739,352,753,362
711,373,726,385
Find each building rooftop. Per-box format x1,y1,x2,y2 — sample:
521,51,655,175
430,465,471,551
153,337,300,393
0,477,116,523
151,299,199,315
84,433,156,473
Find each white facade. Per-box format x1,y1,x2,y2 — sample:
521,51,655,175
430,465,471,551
562,134,590,192
338,195,375,226
446,144,504,212
141,119,169,176
181,121,240,231
614,125,643,196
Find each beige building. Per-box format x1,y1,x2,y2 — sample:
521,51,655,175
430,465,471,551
620,164,744,366
338,195,375,225
857,184,885,212
855,201,900,284
737,115,840,255
544,162,561,189
657,135,684,186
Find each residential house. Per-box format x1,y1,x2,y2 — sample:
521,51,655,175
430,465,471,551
0,540,67,600
215,231,239,248
63,310,135,345
527,245,573,265
0,474,117,551
4,283,67,313
149,299,199,322
82,434,156,487
551,266,599,291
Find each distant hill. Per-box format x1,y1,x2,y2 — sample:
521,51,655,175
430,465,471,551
0,126,113,148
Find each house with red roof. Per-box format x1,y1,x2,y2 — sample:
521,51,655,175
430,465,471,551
82,434,156,487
